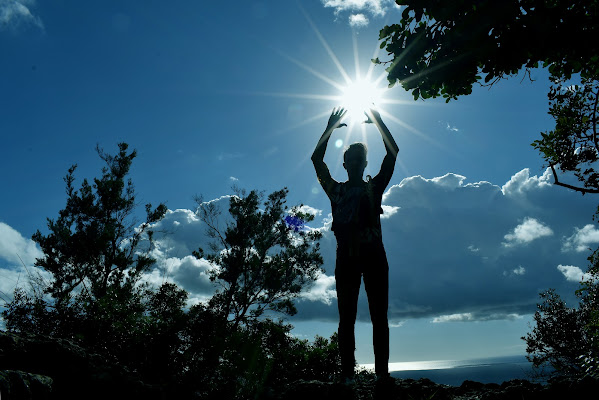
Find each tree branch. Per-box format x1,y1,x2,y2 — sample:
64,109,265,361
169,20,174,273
549,164,599,194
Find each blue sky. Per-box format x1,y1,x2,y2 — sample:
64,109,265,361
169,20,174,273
1,0,598,365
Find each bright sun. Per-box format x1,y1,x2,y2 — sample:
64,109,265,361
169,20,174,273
339,77,386,123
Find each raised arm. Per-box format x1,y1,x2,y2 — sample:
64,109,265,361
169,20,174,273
312,107,347,163
365,108,398,185
366,108,398,159
311,107,347,194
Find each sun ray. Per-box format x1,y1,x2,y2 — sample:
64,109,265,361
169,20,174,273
247,91,341,102
271,110,332,137
299,3,352,85
274,49,345,91
366,40,383,82
379,110,460,157
352,32,361,80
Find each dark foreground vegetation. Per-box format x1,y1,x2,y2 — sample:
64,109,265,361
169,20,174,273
2,328,599,400
1,143,340,399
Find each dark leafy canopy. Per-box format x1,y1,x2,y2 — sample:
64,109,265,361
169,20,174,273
376,0,599,101
194,188,323,327
32,142,167,304
532,77,599,194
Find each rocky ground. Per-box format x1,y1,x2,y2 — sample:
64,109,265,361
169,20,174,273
276,375,599,400
2,330,598,399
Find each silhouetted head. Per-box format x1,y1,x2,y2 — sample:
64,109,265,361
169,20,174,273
343,142,368,181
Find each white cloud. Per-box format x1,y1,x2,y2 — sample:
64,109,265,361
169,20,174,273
513,266,526,275
467,245,479,253
503,218,553,246
557,264,592,282
349,13,369,28
563,224,599,252
504,265,526,277
0,222,43,266
502,168,552,196
229,176,239,182
432,312,524,323
322,0,390,16
446,123,459,132
297,205,322,217
432,313,474,323
0,0,43,31
321,0,396,26
381,205,399,219
300,273,336,305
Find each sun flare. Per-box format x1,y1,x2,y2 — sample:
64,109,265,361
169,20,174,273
339,77,386,123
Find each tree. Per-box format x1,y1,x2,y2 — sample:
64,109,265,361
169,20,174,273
375,0,598,101
193,188,323,328
532,77,599,194
33,143,167,304
3,143,167,350
522,289,591,377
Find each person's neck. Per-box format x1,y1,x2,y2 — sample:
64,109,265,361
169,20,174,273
347,176,365,185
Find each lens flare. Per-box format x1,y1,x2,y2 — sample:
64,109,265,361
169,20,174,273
340,78,385,123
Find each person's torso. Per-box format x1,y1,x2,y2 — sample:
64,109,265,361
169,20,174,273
329,180,383,243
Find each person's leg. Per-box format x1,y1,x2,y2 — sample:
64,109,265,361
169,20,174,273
335,243,361,379
363,242,389,377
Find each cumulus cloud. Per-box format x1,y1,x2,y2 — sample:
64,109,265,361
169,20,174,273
3,167,597,326
562,224,599,252
349,13,369,27
0,0,43,31
557,264,592,283
502,168,552,196
0,222,43,266
321,0,395,26
381,205,399,219
503,218,553,247
300,273,336,305
135,168,595,324
297,205,322,217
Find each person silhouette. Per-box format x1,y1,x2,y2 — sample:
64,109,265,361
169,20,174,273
311,107,398,381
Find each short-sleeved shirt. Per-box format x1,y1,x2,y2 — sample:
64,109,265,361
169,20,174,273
314,154,396,245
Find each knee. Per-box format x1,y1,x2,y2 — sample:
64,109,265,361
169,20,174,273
371,313,388,326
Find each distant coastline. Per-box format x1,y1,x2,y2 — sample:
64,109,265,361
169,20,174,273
362,355,537,386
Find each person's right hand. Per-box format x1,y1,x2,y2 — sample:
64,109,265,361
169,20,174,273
326,107,347,131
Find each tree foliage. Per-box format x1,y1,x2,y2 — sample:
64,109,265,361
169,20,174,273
376,0,599,101
532,77,599,194
3,143,168,357
2,144,339,397
194,188,324,327
32,142,167,304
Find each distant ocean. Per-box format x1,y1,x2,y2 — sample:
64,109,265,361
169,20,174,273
362,355,539,387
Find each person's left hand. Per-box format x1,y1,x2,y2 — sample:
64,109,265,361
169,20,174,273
364,108,382,124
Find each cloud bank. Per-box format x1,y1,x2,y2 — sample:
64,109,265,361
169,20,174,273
1,168,597,328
